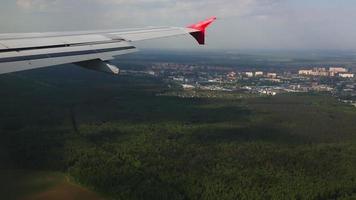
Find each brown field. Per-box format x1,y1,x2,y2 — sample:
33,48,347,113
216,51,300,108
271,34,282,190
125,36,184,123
0,170,103,200
24,182,103,200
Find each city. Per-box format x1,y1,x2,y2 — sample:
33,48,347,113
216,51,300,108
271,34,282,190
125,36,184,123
134,62,356,107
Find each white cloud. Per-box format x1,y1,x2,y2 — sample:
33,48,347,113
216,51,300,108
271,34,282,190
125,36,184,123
9,0,356,50
16,0,32,9
15,0,280,18
16,0,57,10
13,0,281,31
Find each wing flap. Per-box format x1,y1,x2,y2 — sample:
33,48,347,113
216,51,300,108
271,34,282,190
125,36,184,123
0,41,137,74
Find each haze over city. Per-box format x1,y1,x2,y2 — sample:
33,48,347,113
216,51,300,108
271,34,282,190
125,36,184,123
1,0,356,50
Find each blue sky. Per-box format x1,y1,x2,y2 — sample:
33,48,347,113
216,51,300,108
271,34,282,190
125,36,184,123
1,0,356,50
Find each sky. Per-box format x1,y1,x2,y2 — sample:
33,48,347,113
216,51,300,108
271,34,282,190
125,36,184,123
1,0,356,50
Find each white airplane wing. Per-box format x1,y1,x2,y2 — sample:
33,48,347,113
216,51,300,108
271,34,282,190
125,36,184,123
0,17,216,75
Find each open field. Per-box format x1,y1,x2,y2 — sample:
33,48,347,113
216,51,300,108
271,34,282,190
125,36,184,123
0,170,102,200
0,67,356,199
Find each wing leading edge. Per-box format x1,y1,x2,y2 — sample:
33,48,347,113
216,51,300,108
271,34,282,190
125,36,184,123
0,17,216,75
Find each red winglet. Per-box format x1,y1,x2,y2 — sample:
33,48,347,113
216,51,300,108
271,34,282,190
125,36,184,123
187,16,217,45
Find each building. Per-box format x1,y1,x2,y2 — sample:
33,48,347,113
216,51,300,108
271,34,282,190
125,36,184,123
173,77,184,82
245,72,254,77
311,85,333,92
299,68,329,77
329,67,348,77
259,89,277,96
208,78,221,83
255,71,263,76
182,84,195,90
264,78,281,83
147,71,156,76
329,67,348,73
299,70,313,76
339,73,354,78
267,73,277,78
227,72,237,80
313,71,329,77
312,68,329,76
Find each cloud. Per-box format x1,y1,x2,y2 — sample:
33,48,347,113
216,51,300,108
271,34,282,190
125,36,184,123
10,0,356,50
16,0,57,10
15,0,280,19
13,0,282,33
10,0,289,49
16,0,32,9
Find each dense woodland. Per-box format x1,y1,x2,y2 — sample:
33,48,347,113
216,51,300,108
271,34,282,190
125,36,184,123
0,66,356,199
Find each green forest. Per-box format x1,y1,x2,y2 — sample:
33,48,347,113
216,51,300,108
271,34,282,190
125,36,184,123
0,69,356,200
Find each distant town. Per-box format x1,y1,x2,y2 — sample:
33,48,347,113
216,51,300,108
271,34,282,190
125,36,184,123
126,62,356,107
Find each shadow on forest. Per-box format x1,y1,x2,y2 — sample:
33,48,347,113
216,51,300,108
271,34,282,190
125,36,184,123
0,129,68,170
112,102,253,124
191,124,314,145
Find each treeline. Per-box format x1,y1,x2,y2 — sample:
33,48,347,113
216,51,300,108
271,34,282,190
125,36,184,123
63,122,356,200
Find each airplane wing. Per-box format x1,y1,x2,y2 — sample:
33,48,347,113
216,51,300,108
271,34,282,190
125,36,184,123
0,17,216,75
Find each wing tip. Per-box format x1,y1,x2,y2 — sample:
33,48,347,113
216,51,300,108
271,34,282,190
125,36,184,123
187,16,217,31
187,16,217,45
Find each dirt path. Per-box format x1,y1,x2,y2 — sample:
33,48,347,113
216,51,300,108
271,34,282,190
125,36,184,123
24,181,104,200
0,170,104,200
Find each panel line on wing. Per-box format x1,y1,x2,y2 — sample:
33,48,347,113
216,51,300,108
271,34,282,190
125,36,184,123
0,46,136,63
0,39,126,53
0,27,170,40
